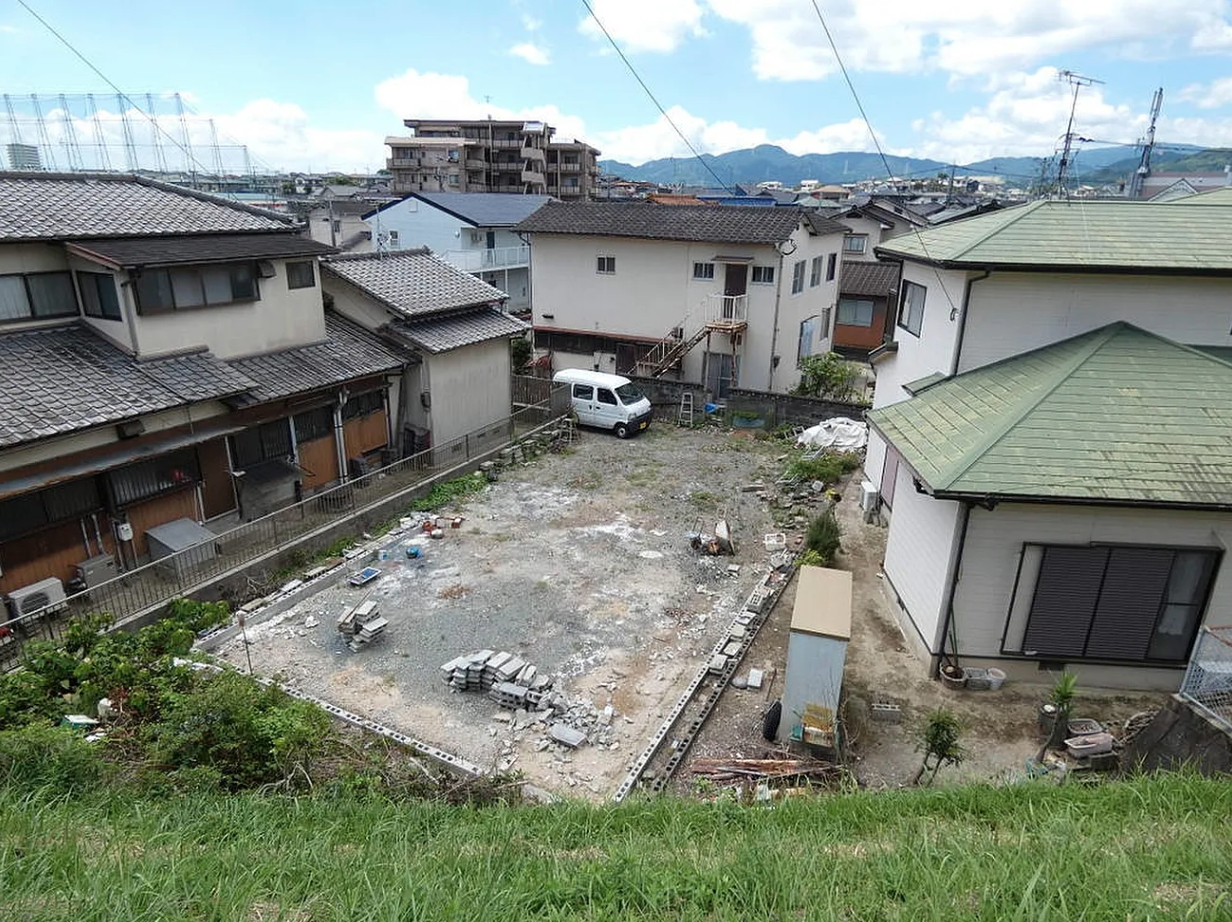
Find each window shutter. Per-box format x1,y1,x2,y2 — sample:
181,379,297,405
1023,546,1108,657
1084,548,1173,660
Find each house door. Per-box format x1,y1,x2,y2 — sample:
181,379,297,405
615,342,637,375
724,263,747,296
705,352,736,398
486,231,496,249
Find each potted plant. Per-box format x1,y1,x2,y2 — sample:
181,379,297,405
914,708,965,786
1036,671,1078,762
939,660,967,690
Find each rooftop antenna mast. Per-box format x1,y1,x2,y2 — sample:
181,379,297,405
1055,70,1102,196
1127,87,1164,200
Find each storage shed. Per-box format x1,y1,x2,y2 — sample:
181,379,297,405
779,565,853,753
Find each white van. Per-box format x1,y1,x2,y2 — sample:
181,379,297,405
552,369,653,439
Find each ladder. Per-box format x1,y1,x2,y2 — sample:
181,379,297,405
678,391,695,427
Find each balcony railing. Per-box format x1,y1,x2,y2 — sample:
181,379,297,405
465,158,487,170
706,293,748,325
443,245,531,272
521,169,546,186
558,162,581,172
521,146,546,161
490,139,522,149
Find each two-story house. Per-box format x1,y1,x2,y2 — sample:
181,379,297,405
362,192,552,314
516,203,849,396
0,173,411,600
861,198,1232,689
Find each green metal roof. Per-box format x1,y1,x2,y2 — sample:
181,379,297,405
867,323,1232,506
875,199,1232,271
1161,186,1232,206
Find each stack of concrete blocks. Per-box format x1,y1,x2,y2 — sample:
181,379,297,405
438,650,555,707
338,599,380,638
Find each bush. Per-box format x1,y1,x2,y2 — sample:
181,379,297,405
0,725,104,793
804,510,842,564
793,353,862,401
786,451,862,485
510,335,532,371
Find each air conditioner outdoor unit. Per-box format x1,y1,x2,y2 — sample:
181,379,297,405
859,481,880,514
6,577,69,621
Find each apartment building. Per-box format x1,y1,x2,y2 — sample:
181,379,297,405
386,119,600,200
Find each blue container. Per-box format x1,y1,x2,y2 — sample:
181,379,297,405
406,546,422,559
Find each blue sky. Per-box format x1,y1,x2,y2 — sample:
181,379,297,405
2,0,1232,172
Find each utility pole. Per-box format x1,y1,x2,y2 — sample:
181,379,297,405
1055,70,1103,196
1127,88,1164,200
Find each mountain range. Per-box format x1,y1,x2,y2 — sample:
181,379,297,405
598,143,1214,189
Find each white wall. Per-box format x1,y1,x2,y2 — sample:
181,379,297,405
833,213,884,260
425,338,511,445
881,461,962,653
959,272,1232,372
131,258,327,359
368,198,458,255
530,222,841,394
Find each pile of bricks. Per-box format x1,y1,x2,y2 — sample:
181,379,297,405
439,649,556,708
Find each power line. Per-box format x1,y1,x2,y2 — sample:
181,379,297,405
15,0,218,178
578,0,732,193
803,0,958,318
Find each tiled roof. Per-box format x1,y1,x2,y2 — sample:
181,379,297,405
840,261,900,297
389,307,528,354
0,173,293,241
405,192,554,227
867,323,1232,506
515,202,845,243
228,312,408,404
322,250,505,317
876,199,1232,271
68,233,333,268
0,325,255,448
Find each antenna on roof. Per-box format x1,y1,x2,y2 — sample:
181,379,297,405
1127,88,1164,201
1055,70,1103,197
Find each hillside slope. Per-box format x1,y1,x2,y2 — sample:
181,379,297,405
2,775,1230,920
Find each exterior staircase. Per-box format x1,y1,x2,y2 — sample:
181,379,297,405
635,295,750,379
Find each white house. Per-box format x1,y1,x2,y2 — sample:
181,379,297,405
321,250,527,451
861,198,1232,689
363,192,552,314
516,203,849,396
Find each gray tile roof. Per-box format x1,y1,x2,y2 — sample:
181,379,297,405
408,192,554,227
0,173,293,241
840,261,901,298
389,308,528,354
0,325,255,448
322,250,506,318
516,202,845,243
68,233,334,268
228,312,409,404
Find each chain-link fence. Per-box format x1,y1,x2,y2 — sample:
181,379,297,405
1178,626,1232,733
0,393,569,671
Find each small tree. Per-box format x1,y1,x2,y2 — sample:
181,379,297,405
510,335,532,372
914,708,964,786
793,353,862,402
1036,671,1078,762
804,509,842,564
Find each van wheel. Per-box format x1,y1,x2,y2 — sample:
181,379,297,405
614,423,631,439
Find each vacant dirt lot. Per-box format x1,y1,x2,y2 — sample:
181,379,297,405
217,424,799,798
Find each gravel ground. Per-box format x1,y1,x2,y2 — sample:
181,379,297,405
216,424,795,799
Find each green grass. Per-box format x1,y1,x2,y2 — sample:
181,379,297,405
2,775,1230,920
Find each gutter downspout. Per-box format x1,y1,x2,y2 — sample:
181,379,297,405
950,269,991,377
935,500,972,674
767,241,793,391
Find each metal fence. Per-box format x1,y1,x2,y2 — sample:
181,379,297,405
0,394,569,671
1178,626,1232,733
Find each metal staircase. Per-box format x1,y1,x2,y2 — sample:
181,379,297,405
635,295,750,379
641,326,711,378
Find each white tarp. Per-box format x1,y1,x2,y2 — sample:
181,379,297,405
796,417,868,451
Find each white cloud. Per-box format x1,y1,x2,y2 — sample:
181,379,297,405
705,0,1232,81
579,0,707,53
1179,76,1232,109
510,42,550,65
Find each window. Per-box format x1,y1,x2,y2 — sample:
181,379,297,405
826,253,837,282
843,235,868,254
572,384,593,400
837,298,875,327
0,272,77,323
286,261,316,290
293,406,333,443
106,448,201,507
1009,544,1218,663
596,388,617,406
77,271,122,321
898,281,926,336
388,230,399,245
342,390,385,421
809,256,823,287
449,173,460,186
135,264,259,313
596,255,616,274
820,306,832,339
751,265,775,284
331,219,342,235
231,420,293,469
798,316,819,365
692,262,715,280
791,260,806,294
0,478,102,542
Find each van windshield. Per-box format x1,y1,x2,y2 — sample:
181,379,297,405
615,383,643,405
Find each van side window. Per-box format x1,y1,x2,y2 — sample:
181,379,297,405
573,384,593,400
596,388,617,405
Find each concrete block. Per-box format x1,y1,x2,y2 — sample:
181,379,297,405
723,641,742,657
747,668,764,689
708,654,729,674
549,724,587,748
